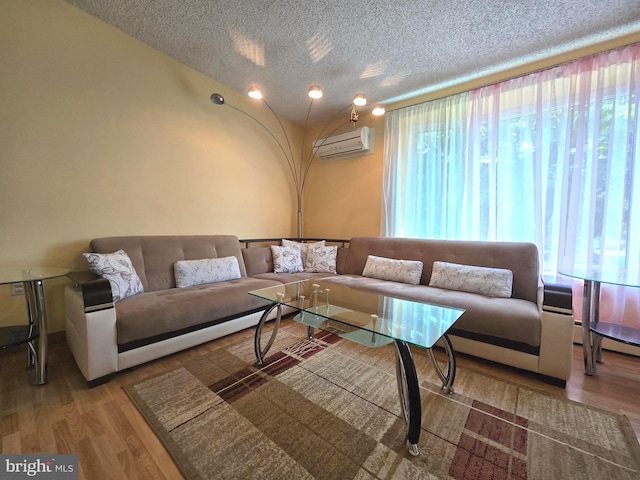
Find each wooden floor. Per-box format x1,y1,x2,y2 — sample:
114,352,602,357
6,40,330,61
1,322,639,480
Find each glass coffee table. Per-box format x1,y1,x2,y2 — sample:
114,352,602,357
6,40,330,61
249,280,465,456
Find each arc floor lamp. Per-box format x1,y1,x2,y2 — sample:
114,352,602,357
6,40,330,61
210,86,385,237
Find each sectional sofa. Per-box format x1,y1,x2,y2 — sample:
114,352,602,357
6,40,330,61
64,235,574,386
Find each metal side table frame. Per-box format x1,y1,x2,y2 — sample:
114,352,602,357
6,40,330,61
0,267,70,384
559,269,640,375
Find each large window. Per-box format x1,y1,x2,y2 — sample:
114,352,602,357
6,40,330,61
383,44,640,326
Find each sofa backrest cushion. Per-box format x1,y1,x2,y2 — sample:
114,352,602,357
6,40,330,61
90,235,247,292
344,237,539,304
242,247,273,277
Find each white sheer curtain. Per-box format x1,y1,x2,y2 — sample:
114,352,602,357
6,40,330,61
383,43,640,327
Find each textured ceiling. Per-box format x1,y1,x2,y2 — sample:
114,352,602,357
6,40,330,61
64,0,640,125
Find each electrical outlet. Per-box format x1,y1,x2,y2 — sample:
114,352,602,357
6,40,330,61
11,283,24,295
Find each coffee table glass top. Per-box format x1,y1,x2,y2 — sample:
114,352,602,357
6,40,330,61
249,280,465,350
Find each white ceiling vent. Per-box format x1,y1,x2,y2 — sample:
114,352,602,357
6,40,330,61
313,126,374,162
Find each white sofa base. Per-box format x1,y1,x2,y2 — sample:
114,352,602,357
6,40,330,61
66,285,574,387
449,308,573,383
65,285,270,384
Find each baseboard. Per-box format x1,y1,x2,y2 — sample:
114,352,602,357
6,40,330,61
50,331,66,344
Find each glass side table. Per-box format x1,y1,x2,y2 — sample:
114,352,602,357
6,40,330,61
0,267,70,384
558,267,640,375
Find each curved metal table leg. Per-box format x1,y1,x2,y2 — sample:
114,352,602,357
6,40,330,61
254,303,282,366
395,341,421,456
427,333,457,394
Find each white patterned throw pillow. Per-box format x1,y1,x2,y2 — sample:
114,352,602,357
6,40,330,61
362,255,424,285
304,245,338,273
271,245,304,273
429,261,513,298
83,249,144,302
174,256,242,288
281,239,325,269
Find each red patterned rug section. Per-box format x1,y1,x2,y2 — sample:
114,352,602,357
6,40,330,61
210,332,339,403
449,400,529,480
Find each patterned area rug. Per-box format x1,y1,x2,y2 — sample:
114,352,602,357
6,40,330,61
124,324,640,480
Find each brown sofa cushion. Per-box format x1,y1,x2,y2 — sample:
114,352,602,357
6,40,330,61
114,277,280,347
343,237,539,304
252,272,336,283
91,235,247,292
242,247,273,277
321,275,541,348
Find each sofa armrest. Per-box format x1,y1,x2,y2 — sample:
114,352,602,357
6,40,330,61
542,281,573,314
538,281,574,381
64,282,118,384
68,271,114,312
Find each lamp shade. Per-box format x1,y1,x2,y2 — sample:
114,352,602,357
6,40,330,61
210,93,225,105
353,94,367,106
308,85,323,99
372,104,385,116
248,87,263,99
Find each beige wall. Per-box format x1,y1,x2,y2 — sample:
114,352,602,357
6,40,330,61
304,114,385,239
0,0,300,332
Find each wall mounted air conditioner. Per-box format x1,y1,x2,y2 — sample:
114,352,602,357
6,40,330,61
313,126,374,162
